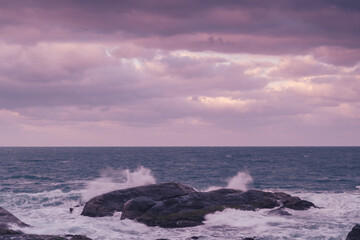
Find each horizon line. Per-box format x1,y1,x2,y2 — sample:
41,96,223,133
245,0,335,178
0,145,359,148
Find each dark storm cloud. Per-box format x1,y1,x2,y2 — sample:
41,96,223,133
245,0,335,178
1,0,360,56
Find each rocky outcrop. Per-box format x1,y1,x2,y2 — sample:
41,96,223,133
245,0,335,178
67,235,92,240
82,182,316,228
0,226,92,240
346,224,360,240
81,183,196,217
0,207,92,240
0,207,29,228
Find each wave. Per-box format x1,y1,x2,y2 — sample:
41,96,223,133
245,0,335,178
7,190,359,240
204,171,253,192
3,166,360,239
81,166,156,201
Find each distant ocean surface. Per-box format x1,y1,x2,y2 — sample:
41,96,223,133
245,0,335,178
0,147,359,239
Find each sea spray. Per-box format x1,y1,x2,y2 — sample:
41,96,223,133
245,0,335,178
4,172,359,239
226,171,253,191
204,171,253,192
82,166,156,201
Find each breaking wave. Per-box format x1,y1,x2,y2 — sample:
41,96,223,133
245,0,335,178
82,166,156,201
205,171,253,192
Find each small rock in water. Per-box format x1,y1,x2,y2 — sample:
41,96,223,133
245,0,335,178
0,206,29,227
346,224,360,240
70,235,93,240
0,207,92,240
268,208,292,216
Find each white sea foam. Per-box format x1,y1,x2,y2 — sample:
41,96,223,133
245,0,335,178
10,190,359,239
81,166,156,201
204,208,295,238
3,168,360,239
203,190,360,239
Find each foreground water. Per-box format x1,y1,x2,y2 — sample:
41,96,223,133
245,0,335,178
0,147,359,239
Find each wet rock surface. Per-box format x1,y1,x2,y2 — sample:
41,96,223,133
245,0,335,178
81,182,196,217
346,224,360,240
0,207,92,240
0,207,29,228
82,182,316,228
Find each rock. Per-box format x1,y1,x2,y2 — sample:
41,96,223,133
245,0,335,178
81,183,196,217
135,189,281,228
0,229,92,240
121,197,157,220
268,208,292,216
70,235,93,240
346,224,360,240
0,225,22,235
0,207,29,228
0,207,92,240
0,231,67,240
82,182,316,228
274,192,315,210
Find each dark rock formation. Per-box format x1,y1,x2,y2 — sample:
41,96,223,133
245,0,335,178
273,192,315,210
268,208,292,216
0,225,22,235
69,235,93,240
82,182,315,228
81,183,196,217
0,229,67,240
0,207,92,240
346,224,360,240
0,207,29,228
0,226,92,240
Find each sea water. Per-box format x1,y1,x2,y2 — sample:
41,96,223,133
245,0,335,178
0,147,359,239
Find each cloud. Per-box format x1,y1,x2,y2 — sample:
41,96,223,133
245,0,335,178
0,1,359,145
312,46,360,66
1,1,360,54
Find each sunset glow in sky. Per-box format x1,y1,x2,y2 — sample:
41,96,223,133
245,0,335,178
1,0,360,146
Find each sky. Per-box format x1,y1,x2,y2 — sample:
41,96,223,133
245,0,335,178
0,0,359,146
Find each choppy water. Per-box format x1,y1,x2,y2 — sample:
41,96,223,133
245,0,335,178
0,147,359,239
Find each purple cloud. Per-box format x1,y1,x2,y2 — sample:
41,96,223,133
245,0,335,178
0,0,359,145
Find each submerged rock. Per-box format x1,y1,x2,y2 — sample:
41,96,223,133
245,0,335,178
69,235,93,240
268,208,292,216
346,224,360,240
82,182,315,228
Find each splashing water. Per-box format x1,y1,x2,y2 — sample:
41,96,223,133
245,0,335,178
205,171,253,192
82,166,156,201
226,171,253,191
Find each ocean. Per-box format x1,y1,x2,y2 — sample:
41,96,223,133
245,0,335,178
0,147,359,239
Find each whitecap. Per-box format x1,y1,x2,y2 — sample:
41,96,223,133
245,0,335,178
81,166,156,201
